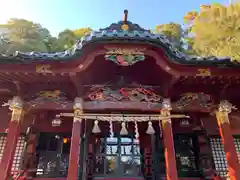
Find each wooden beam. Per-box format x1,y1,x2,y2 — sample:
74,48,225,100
69,72,83,96
26,101,212,113
163,75,180,97
0,83,17,94
13,81,23,97
219,84,230,99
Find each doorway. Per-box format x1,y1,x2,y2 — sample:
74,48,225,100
93,135,142,178
35,132,71,177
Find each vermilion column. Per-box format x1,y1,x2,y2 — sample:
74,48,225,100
161,99,178,180
216,100,240,180
0,96,24,180
67,97,83,180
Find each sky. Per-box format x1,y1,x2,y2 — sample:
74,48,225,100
0,0,230,36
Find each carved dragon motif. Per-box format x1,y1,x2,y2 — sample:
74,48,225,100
87,87,162,103
176,92,212,109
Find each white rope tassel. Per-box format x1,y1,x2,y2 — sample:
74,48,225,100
120,122,128,135
92,120,101,133
146,121,155,134
134,121,139,139
109,121,114,138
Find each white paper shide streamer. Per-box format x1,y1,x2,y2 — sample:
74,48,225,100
146,121,155,134
92,119,101,133
120,122,128,135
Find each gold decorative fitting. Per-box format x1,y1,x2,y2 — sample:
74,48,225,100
196,68,211,76
218,100,236,114
11,109,24,122
121,24,129,31
216,111,229,124
74,109,83,117
161,118,171,124
73,97,83,110
39,90,61,99
105,47,145,55
36,64,53,74
2,96,23,111
162,98,172,111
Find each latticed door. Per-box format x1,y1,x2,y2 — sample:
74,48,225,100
210,136,240,178
0,134,26,178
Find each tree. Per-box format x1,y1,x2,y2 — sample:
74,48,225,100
155,23,184,50
73,27,92,39
0,19,52,53
52,29,76,51
53,28,93,51
184,3,240,61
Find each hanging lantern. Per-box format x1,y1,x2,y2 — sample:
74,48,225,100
63,137,69,144
52,117,62,127
146,121,155,134
120,122,128,135
92,120,101,133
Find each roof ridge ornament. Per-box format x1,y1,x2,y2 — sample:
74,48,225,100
123,9,128,23
121,10,129,31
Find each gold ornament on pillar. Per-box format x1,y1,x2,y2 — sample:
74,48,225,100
219,100,236,113
73,97,83,122
2,96,24,121
161,98,172,126
217,100,236,124
161,98,172,116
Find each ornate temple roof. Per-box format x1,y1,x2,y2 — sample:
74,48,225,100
0,10,239,67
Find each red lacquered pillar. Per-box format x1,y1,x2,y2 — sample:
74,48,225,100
0,96,24,180
216,100,240,180
161,99,178,180
67,97,84,180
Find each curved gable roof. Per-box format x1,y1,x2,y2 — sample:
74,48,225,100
0,11,239,67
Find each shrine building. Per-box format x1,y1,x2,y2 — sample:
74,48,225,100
0,10,240,180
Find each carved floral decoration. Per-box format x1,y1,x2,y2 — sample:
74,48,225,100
87,86,162,103
104,47,145,66
176,92,213,109
28,90,70,108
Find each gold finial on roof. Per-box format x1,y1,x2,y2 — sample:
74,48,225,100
123,9,128,23
121,10,129,31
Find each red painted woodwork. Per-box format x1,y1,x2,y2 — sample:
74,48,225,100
67,119,83,180
162,120,179,180
218,122,240,180
25,101,212,113
0,44,240,77
0,119,22,180
31,178,201,180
